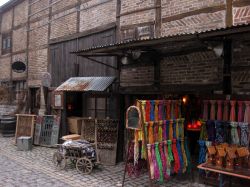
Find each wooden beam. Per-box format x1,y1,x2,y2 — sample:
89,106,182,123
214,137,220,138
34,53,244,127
155,0,161,38
226,0,233,27
80,56,118,70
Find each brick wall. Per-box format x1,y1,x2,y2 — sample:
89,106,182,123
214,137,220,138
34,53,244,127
162,10,226,36
160,51,223,85
29,18,49,49
79,0,116,32
121,0,154,14
1,9,13,33
28,48,48,86
161,0,225,18
231,41,250,94
50,10,77,39
30,0,49,21
0,56,11,80
14,0,28,27
233,1,250,25
120,65,154,87
51,0,78,13
12,27,27,52
12,52,27,80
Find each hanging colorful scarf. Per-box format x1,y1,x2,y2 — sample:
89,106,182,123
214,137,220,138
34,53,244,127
178,100,182,119
172,139,180,174
134,130,139,165
176,119,180,139
198,140,206,164
166,120,170,140
175,100,179,119
239,122,249,147
184,137,191,173
199,120,208,140
173,120,177,139
151,144,160,180
178,118,185,139
176,139,184,174
171,100,175,119
127,141,134,161
223,121,231,144
141,100,146,123
210,100,216,120
154,122,159,143
203,100,209,120
166,100,171,120
230,100,236,121
162,100,166,120
215,120,224,144
147,144,154,179
162,120,167,141
155,100,159,122
144,122,148,144
237,101,243,122
244,101,250,124
206,120,216,142
146,100,151,122
164,141,171,176
158,121,163,142
181,138,187,173
158,100,163,121
150,100,155,121
138,130,146,160
155,143,164,183
205,141,212,163
217,100,223,120
160,142,169,180
148,121,154,144
169,120,174,140
167,140,174,174
223,100,229,121
230,122,240,145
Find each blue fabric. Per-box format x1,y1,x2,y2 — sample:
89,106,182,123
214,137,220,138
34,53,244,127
206,120,216,142
173,120,177,139
166,120,170,140
177,139,184,174
150,100,155,121
215,120,224,144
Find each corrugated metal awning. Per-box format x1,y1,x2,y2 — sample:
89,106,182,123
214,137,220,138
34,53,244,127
56,77,116,92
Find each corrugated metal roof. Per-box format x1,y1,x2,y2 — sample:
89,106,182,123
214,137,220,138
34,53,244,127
56,77,116,92
72,23,250,54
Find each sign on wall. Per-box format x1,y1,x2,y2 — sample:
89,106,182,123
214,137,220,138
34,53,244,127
12,61,26,73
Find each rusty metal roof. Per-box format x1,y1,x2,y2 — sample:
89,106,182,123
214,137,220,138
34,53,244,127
56,77,116,92
72,23,250,55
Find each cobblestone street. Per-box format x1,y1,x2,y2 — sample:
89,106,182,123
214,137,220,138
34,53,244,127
0,135,207,187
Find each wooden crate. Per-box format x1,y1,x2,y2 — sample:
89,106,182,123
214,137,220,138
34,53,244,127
67,117,82,134
15,114,36,144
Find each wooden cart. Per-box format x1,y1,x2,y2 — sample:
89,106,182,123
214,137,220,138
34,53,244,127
52,143,99,174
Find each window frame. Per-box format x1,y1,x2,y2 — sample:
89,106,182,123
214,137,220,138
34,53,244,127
2,33,12,55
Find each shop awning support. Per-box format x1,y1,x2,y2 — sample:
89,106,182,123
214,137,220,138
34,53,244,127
79,56,118,70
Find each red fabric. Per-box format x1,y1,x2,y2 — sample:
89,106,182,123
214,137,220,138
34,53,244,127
146,100,151,122
217,100,223,120
172,139,180,174
166,100,171,120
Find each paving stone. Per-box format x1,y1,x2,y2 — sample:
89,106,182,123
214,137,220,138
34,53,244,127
0,135,212,187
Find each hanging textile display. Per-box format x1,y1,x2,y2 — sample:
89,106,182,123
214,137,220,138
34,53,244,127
203,100,209,120
217,100,223,120
210,100,216,120
223,100,229,121
125,99,191,184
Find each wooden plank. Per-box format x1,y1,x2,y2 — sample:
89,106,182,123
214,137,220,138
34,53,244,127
155,0,161,38
198,163,250,180
15,114,36,144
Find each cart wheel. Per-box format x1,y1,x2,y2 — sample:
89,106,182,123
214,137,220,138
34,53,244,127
52,152,66,170
76,157,93,174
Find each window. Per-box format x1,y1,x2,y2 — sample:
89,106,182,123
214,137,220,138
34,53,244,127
2,33,12,54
